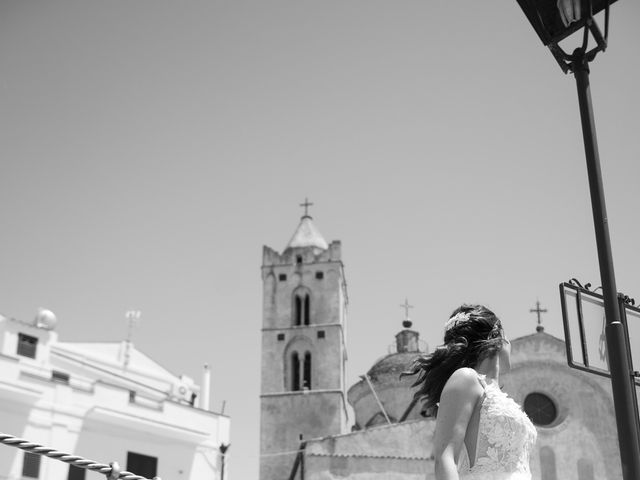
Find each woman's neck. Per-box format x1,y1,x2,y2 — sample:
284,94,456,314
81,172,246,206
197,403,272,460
475,355,500,384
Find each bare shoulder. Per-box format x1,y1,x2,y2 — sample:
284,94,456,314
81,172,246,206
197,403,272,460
441,367,483,398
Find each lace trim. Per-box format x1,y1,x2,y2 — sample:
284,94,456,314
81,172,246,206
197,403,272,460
459,374,537,476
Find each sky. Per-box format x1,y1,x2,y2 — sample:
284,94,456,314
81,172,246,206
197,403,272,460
1,1,639,479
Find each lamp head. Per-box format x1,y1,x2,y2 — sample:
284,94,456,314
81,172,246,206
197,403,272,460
516,0,617,47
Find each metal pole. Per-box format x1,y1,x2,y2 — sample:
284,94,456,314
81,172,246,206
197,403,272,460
363,374,392,425
618,296,640,442
572,49,640,480
299,435,306,480
219,444,229,480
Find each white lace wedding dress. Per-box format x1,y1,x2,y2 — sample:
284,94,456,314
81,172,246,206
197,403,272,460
457,374,537,480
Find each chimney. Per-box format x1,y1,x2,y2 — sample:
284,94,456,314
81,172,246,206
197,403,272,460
199,363,211,410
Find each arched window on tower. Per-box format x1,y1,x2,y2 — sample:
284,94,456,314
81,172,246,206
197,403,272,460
294,296,302,326
303,351,312,389
292,288,311,326
304,294,310,325
291,352,300,391
577,458,594,480
540,446,557,480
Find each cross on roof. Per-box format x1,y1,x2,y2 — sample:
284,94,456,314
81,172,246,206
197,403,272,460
400,298,414,328
530,300,547,332
299,197,314,217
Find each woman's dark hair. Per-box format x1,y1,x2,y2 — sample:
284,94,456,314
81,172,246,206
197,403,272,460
401,304,504,416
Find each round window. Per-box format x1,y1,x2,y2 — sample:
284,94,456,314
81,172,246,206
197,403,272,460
524,392,557,426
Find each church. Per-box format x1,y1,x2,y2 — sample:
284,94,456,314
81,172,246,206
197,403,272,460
259,211,622,480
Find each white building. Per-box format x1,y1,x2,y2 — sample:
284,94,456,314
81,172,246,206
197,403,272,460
0,309,230,480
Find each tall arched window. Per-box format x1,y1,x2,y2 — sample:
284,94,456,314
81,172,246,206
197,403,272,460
294,296,302,326
289,350,312,391
303,294,310,325
540,446,557,480
577,458,594,480
291,352,300,391
303,351,312,389
292,288,311,326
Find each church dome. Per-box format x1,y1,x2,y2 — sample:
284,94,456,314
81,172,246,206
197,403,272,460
348,351,424,429
348,312,428,429
284,216,329,251
366,352,420,381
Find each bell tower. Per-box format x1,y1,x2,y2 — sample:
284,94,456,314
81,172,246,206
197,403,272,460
259,204,348,480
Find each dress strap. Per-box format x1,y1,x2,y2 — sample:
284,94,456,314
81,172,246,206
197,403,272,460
476,372,488,390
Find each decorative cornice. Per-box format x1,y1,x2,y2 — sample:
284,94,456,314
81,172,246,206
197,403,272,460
260,388,345,398
306,452,433,461
262,323,343,332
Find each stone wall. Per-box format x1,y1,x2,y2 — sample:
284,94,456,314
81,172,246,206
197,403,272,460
302,419,436,480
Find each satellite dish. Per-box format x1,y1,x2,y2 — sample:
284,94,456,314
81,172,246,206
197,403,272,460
35,308,57,330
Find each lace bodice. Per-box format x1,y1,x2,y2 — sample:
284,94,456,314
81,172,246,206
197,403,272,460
458,374,537,480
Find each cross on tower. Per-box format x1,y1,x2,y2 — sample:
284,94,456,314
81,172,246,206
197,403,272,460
299,197,314,217
530,300,547,333
400,298,414,328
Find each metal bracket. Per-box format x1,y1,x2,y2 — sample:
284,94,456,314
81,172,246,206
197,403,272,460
548,7,610,73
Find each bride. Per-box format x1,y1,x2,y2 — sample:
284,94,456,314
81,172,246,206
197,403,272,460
404,304,537,480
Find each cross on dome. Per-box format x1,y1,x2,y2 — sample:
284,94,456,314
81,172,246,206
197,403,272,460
530,300,547,333
400,298,414,328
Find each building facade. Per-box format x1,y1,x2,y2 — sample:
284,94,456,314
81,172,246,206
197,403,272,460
260,212,626,480
0,309,230,480
294,325,623,480
501,330,621,480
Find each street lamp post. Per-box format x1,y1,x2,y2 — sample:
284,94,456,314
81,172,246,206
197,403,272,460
515,1,640,479
572,49,640,480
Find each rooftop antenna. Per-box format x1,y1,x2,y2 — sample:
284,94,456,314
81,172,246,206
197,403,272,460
124,310,141,368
